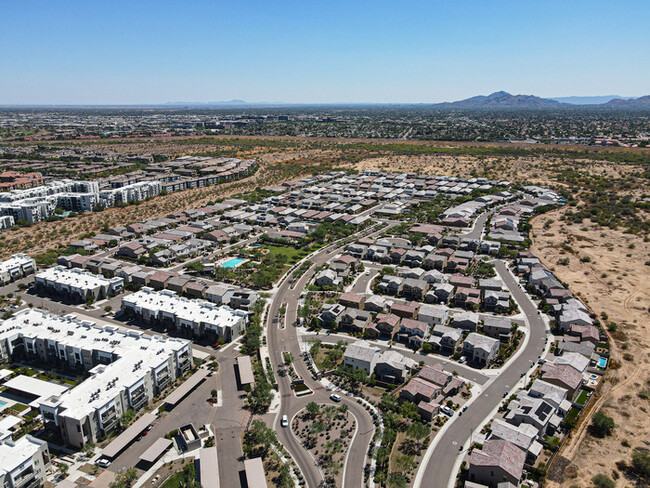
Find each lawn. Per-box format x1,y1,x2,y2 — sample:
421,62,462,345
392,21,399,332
565,407,580,425
265,245,310,264
160,463,195,488
575,389,589,406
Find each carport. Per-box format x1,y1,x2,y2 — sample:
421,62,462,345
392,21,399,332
101,412,156,459
162,368,209,408
199,447,220,488
236,355,254,389
139,438,172,465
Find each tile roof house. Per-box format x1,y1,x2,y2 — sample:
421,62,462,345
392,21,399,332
373,313,401,338
541,363,583,397
399,377,441,403
463,333,501,365
451,311,480,331
489,419,543,463
375,350,417,383
342,340,381,375
339,292,366,310
467,439,526,488
148,271,177,290
390,301,419,319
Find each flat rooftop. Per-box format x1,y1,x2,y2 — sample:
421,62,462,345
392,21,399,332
123,287,246,329
2,375,70,408
0,308,191,420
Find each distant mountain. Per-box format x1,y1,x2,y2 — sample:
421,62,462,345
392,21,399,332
551,95,633,105
603,95,650,108
165,100,250,106
435,91,562,109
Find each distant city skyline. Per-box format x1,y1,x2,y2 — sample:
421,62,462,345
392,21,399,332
1,0,649,105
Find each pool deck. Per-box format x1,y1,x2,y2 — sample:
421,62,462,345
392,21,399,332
218,257,249,269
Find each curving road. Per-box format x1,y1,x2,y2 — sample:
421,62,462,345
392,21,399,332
267,225,392,488
414,259,548,488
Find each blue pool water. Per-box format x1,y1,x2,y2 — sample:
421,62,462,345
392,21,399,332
222,258,246,268
597,357,607,368
0,400,7,408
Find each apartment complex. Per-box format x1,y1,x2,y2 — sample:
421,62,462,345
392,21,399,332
0,254,36,285
0,308,192,448
34,266,123,302
0,433,51,488
121,287,248,342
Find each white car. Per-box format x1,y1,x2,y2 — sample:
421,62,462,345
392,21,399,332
365,270,371,275
458,356,467,364
96,458,111,468
281,415,289,428
330,393,342,402
440,406,455,417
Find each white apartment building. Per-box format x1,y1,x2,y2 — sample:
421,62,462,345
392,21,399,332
34,266,123,302
122,287,248,342
0,434,51,488
0,308,192,448
0,254,36,285
0,215,15,230
99,180,162,207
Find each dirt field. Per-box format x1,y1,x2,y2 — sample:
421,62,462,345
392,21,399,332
531,210,650,487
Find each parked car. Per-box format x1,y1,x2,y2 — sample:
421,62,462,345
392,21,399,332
330,393,342,402
281,415,289,428
96,458,111,468
441,406,454,417
458,356,467,364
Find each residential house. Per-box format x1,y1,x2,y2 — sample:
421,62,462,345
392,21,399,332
463,333,501,365
429,324,463,353
342,340,381,375
339,292,366,310
315,269,341,288
482,317,513,343
390,301,419,319
451,311,480,331
417,304,449,326
374,350,417,383
467,439,526,488
401,278,429,301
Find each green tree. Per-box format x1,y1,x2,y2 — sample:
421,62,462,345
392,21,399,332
406,422,430,449
306,401,320,418
82,442,96,456
631,449,650,480
119,409,135,428
591,412,615,438
591,474,615,488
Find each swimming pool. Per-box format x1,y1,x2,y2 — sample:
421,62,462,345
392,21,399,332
597,357,607,368
0,400,7,409
222,258,247,268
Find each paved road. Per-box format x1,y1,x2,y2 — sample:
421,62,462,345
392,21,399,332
267,225,391,488
460,210,491,240
415,260,548,488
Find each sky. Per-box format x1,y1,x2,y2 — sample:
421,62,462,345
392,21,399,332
1,0,649,105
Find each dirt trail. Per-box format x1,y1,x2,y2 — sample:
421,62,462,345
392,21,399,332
530,210,650,487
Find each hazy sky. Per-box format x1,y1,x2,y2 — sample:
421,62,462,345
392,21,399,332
1,0,649,105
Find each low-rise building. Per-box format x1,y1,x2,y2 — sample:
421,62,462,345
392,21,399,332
0,254,36,285
342,340,380,375
0,434,51,488
34,266,123,302
0,308,192,448
463,333,501,365
122,287,247,342
467,439,526,488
